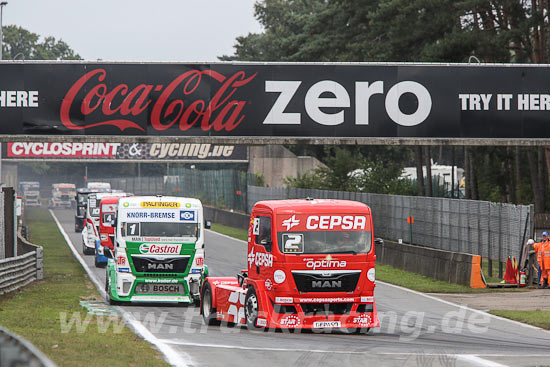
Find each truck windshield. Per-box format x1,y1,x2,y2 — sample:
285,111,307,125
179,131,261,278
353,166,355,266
277,230,372,254
123,222,198,238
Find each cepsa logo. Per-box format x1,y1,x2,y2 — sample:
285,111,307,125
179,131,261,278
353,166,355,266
141,201,180,208
139,244,182,254
306,215,366,230
248,248,273,268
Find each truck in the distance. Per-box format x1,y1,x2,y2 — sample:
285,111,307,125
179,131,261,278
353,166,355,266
49,183,76,209
105,196,210,305
19,181,41,207
200,198,380,332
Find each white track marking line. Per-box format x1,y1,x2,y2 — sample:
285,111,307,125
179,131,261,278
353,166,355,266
209,230,550,333
50,210,192,367
454,354,507,367
159,339,365,353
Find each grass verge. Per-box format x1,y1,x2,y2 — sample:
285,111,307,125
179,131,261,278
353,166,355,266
490,310,550,330
0,208,169,367
208,223,522,293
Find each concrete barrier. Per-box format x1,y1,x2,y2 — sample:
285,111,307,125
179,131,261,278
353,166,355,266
203,205,249,230
376,239,485,288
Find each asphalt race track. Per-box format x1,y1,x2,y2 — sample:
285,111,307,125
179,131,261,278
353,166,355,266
50,208,550,367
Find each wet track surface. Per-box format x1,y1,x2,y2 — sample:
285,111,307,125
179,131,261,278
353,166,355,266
52,209,550,367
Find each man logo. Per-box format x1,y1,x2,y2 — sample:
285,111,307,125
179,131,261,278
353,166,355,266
312,280,342,288
148,263,174,270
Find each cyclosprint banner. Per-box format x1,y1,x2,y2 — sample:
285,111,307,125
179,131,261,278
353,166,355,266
2,62,550,139
2,142,247,162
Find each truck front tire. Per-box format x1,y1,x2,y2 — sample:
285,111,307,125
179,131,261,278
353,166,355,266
201,283,220,326
245,287,263,331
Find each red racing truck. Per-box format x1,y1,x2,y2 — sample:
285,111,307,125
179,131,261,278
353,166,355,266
200,199,380,332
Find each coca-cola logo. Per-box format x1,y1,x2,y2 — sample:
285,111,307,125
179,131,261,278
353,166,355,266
60,68,257,132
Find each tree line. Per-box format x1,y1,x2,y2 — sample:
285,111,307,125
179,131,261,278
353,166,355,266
221,0,550,212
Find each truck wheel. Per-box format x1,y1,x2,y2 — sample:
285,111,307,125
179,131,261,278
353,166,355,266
201,283,220,326
245,287,263,331
105,273,120,306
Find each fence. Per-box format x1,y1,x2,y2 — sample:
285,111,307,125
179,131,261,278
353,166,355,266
0,234,43,296
0,325,56,367
247,186,533,265
92,169,249,213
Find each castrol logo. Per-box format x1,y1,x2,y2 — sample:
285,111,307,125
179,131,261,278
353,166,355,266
139,243,182,254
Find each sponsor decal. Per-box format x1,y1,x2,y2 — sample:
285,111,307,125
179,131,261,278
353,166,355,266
352,314,372,326
360,296,374,303
0,90,39,108
280,315,301,328
118,267,130,273
144,279,178,283
303,256,346,270
298,297,354,303
227,290,246,324
313,321,341,328
60,68,257,133
191,269,201,274
179,210,196,221
282,215,300,230
306,215,366,230
264,278,273,291
273,269,286,284
141,201,180,208
275,297,293,304
117,256,126,266
139,243,182,255
8,142,119,158
126,211,176,219
185,203,192,208
256,318,267,327
248,248,273,268
212,280,239,286
195,257,204,266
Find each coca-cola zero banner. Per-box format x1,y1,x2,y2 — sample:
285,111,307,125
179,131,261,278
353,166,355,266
3,142,247,162
2,62,550,138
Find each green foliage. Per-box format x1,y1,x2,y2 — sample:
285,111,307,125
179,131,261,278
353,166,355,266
2,25,81,60
284,146,415,195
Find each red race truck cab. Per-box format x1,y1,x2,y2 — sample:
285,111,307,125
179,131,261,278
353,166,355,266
94,194,129,267
200,199,380,332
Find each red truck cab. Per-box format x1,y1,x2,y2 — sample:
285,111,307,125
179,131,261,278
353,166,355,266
200,199,380,331
95,194,128,267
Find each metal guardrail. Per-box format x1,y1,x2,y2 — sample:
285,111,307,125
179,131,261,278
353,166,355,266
0,238,43,296
0,325,56,367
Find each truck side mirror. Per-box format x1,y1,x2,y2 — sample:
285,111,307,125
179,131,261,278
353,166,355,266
105,248,113,259
205,220,212,229
111,219,116,226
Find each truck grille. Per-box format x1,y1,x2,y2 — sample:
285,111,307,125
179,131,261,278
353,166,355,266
301,302,353,315
131,256,190,274
292,270,360,293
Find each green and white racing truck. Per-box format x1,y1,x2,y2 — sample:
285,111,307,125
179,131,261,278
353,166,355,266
105,195,210,305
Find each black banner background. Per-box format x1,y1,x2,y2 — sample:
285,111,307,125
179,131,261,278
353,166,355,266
1,62,550,139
